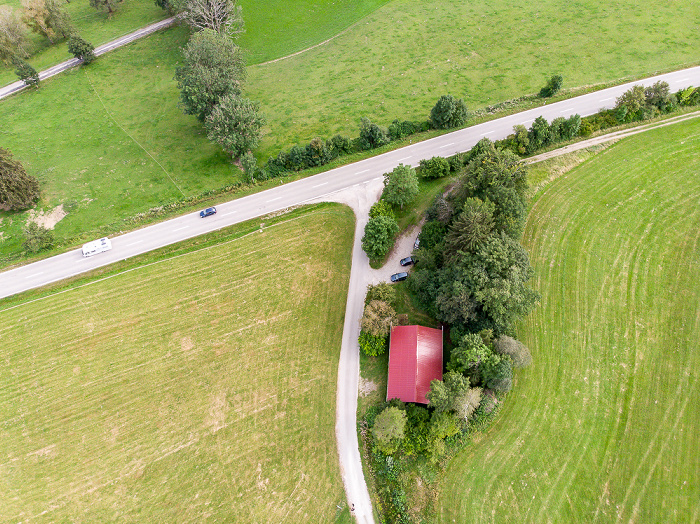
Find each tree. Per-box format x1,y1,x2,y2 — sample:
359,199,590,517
426,196,453,225
644,81,674,112
368,200,395,220
240,151,256,182
23,222,54,252
372,406,407,455
444,197,495,261
360,300,397,338
427,371,471,414
89,0,122,15
361,214,399,260
482,355,513,392
205,94,265,158
527,116,551,152
175,29,246,122
382,163,418,209
358,117,389,150
21,0,72,43
67,34,95,64
430,94,469,129
0,6,31,63
539,74,563,98
562,114,581,139
493,335,532,368
447,333,493,380
419,156,450,180
12,56,39,87
364,282,396,306
0,147,40,211
614,85,646,122
181,0,244,38
452,386,482,421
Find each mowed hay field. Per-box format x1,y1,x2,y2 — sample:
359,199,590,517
0,205,354,522
439,118,700,522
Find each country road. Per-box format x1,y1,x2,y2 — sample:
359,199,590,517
2,65,700,524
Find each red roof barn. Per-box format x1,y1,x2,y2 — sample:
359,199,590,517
386,325,443,404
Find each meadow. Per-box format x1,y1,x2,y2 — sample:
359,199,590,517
438,117,700,522
0,204,355,522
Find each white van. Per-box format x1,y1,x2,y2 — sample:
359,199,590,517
82,237,112,257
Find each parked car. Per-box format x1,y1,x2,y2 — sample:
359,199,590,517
400,256,416,267
390,272,408,282
200,207,217,218
413,236,420,250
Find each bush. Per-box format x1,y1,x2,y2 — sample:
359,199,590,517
418,156,450,180
369,200,395,220
361,300,397,338
305,137,330,167
328,134,353,156
359,117,389,150
362,214,399,260
23,222,54,253
430,94,469,129
359,330,388,357
365,282,397,306
527,116,552,152
493,335,533,368
676,86,700,107
538,74,563,98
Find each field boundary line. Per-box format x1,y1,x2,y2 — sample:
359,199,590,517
0,208,338,315
82,68,186,198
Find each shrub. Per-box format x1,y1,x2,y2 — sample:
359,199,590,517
359,330,388,357
369,200,395,220
417,220,447,250
328,134,353,156
527,116,552,152
361,300,397,338
538,74,563,98
305,137,330,167
365,282,397,306
372,406,407,455
23,222,54,253
359,117,389,150
430,94,469,129
676,86,700,107
493,335,533,368
418,156,450,180
362,214,399,260
426,195,453,224
240,151,256,183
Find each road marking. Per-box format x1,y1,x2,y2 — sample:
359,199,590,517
173,226,189,232
25,272,44,279
373,176,383,181
519,121,529,125
221,211,236,217
126,240,143,246
313,182,328,188
600,97,613,102
439,142,456,148
355,169,369,175
674,77,689,83
480,131,494,137
560,108,574,113
267,197,282,202
397,156,413,161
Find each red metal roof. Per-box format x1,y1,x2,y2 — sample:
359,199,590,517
386,325,443,404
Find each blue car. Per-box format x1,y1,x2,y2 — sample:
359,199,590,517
200,207,217,218
390,272,408,283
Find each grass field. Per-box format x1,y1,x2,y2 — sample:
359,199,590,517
438,117,700,522
0,204,355,522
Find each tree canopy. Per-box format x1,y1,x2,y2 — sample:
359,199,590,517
372,406,407,455
382,163,418,209
205,94,265,158
0,147,40,211
430,94,469,129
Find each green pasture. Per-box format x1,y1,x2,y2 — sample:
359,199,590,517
248,0,699,155
0,0,168,85
0,204,354,522
438,118,700,522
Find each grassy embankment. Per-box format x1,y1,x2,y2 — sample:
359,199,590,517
438,116,700,522
0,204,355,522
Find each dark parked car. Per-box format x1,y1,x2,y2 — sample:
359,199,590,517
390,272,408,283
400,256,416,267
200,207,217,218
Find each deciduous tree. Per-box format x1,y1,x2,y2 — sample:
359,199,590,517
23,222,54,252
361,214,399,260
382,163,418,209
21,0,72,43
430,94,469,129
175,29,246,122
360,300,397,338
89,0,122,16
419,156,450,180
0,6,31,63
359,117,389,150
372,406,407,455
67,34,95,63
493,335,532,368
205,94,265,158
12,56,39,86
181,0,243,37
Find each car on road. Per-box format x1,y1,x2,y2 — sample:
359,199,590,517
400,256,416,267
390,272,408,283
82,237,112,257
200,207,217,218
413,236,420,250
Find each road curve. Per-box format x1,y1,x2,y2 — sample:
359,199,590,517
0,17,176,100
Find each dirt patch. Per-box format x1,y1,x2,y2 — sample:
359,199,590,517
359,377,379,397
27,204,66,230
181,336,194,353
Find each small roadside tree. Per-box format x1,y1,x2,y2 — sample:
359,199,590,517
240,151,256,182
359,117,389,150
0,147,40,211
372,406,407,455
12,56,39,87
614,85,646,122
205,95,265,158
382,163,418,209
67,34,95,64
538,74,563,98
430,94,469,129
361,214,399,261
418,156,450,180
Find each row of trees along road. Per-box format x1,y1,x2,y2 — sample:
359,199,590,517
169,0,265,160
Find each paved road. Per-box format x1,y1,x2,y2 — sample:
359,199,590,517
0,17,176,100
2,65,700,300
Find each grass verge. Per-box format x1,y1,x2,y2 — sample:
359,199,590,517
0,203,355,522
